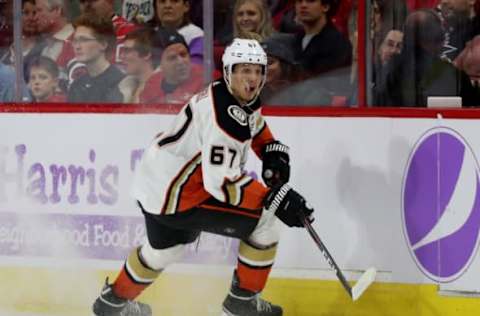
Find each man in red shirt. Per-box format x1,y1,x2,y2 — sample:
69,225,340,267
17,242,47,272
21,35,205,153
139,29,204,104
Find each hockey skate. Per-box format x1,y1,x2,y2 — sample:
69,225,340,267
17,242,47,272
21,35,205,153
92,278,152,316
222,274,283,316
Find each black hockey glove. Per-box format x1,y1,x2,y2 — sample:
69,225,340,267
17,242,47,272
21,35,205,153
264,184,314,227
261,141,290,188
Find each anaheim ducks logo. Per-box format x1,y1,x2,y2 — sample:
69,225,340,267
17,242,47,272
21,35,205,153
227,105,248,126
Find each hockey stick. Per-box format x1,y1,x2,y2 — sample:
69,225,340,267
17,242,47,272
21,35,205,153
299,213,376,301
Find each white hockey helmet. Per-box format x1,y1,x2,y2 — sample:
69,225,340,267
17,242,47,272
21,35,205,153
222,38,268,101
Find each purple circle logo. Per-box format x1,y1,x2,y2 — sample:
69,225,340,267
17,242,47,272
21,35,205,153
402,127,480,282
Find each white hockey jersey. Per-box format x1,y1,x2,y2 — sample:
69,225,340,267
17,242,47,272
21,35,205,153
132,80,275,215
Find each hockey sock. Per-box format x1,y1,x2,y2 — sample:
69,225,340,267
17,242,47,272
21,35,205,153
112,247,161,300
236,240,278,292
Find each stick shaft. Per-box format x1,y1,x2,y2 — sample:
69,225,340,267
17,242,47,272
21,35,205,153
300,215,353,297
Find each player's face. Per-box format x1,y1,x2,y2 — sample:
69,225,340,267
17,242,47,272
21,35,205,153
156,0,189,28
266,56,282,84
22,2,37,36
230,63,263,104
378,30,403,65
121,39,148,76
29,67,57,101
160,43,191,85
236,1,262,33
295,0,328,25
72,26,108,64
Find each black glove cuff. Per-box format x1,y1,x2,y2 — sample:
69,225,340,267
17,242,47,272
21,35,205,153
265,184,291,213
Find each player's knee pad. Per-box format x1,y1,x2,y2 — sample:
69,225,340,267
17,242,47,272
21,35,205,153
248,208,280,247
140,240,186,270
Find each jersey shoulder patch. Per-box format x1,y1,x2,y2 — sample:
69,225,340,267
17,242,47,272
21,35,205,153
212,81,251,142
227,105,248,126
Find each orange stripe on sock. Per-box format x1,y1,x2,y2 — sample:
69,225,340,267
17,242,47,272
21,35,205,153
236,260,272,293
113,267,151,300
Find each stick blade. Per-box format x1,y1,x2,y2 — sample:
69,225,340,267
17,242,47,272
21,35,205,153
351,267,376,301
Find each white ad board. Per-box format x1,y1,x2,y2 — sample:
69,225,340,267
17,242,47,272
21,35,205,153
0,113,479,293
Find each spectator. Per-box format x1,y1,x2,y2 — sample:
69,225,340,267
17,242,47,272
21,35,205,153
278,0,353,38
68,13,132,103
377,29,404,65
436,0,478,61
214,0,276,72
375,9,476,106
260,35,298,105
371,0,408,65
0,62,17,101
120,28,158,103
28,56,65,102
152,0,204,64
293,0,352,77
1,0,44,81
0,62,30,102
291,0,352,105
35,0,75,71
139,28,204,104
372,27,404,105
80,0,138,63
233,0,274,40
454,34,480,105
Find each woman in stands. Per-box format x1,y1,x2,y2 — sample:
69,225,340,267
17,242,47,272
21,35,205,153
214,0,274,71
233,0,274,40
152,0,204,64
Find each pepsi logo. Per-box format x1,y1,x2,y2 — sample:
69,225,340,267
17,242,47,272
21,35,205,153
402,127,480,282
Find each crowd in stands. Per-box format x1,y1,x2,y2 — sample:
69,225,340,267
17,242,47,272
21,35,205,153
0,0,478,107
372,0,480,106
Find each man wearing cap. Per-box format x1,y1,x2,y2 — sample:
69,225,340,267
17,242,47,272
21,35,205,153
91,38,314,316
138,28,204,104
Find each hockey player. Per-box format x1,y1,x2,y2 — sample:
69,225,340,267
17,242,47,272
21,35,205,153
92,38,314,316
